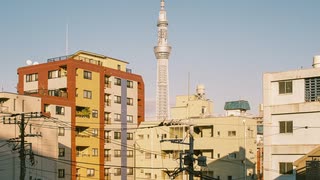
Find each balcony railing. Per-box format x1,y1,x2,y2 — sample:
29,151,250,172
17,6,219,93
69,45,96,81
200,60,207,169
105,99,111,107
105,155,111,162
47,55,71,62
105,118,111,125
105,81,111,88
105,136,111,143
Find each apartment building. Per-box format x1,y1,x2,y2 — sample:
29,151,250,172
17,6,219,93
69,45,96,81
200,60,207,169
135,87,257,180
263,56,320,179
17,50,144,180
0,92,61,180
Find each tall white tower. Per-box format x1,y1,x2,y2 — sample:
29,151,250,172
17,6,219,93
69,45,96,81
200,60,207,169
154,0,172,120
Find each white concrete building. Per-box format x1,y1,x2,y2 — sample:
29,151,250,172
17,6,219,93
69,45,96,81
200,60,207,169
0,92,63,180
263,56,320,179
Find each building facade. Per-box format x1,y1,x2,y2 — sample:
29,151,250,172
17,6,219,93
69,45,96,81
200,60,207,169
135,87,257,180
263,56,320,179
0,92,61,180
17,50,144,180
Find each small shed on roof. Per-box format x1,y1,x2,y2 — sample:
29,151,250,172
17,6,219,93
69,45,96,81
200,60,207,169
224,100,250,111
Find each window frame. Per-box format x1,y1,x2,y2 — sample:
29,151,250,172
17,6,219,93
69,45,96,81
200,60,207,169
87,168,95,177
59,148,65,157
114,113,121,121
279,80,293,94
127,80,133,88
58,169,65,178
58,127,65,136
83,70,92,80
92,110,98,118
279,121,293,133
127,98,133,106
114,78,121,86
114,95,121,104
83,90,92,99
114,132,121,139
56,106,65,115
279,162,293,174
92,148,98,157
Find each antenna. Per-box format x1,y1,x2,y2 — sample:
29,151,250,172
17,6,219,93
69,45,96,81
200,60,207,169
66,24,68,55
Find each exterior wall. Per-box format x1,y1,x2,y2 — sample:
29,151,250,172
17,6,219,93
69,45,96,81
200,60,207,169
171,94,213,119
0,93,58,180
135,117,257,180
263,67,320,180
16,51,145,180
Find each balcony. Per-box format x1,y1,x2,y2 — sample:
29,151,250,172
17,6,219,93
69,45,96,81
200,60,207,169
105,99,111,107
76,106,90,118
105,118,111,125
105,136,111,143
105,154,111,162
105,81,111,88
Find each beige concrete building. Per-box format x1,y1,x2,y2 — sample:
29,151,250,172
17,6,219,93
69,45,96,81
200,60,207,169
0,92,62,180
171,85,213,119
263,56,320,179
135,87,257,180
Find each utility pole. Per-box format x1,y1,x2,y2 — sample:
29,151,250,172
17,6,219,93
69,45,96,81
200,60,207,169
188,126,194,180
19,113,26,180
3,112,42,180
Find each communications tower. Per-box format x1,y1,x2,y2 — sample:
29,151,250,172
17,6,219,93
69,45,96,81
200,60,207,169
154,0,172,120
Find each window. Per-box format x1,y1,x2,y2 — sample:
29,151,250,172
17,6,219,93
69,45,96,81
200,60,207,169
115,168,121,176
279,162,293,174
114,132,121,139
228,131,236,136
83,90,92,99
56,106,65,115
48,70,61,79
145,173,151,179
127,98,133,105
26,73,38,82
228,176,232,180
114,78,121,86
127,115,133,123
279,121,293,133
117,65,121,70
87,168,95,177
114,95,121,104
84,71,92,80
59,148,65,157
58,169,65,178
114,113,121,121
92,148,98,157
279,80,292,94
305,77,320,102
127,80,133,88
114,150,121,157
92,128,98,137
127,168,133,175
92,110,98,118
127,133,133,140
228,153,237,159
127,150,133,157
58,127,65,136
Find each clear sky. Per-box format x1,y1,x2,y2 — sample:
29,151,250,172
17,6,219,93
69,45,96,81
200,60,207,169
1,0,320,117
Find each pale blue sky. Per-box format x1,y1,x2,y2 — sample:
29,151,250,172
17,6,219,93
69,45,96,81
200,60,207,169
1,0,320,117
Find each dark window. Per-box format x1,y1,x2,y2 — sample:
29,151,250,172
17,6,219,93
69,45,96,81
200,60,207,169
114,78,121,86
279,81,292,94
127,80,133,88
279,162,293,174
92,110,98,118
56,106,65,115
279,121,293,133
127,98,133,106
83,90,92,99
58,127,65,136
84,71,92,80
58,169,65,178
114,96,121,104
59,148,65,157
114,132,121,139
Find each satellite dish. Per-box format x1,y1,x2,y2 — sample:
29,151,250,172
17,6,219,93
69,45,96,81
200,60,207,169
33,61,39,65
26,60,33,65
